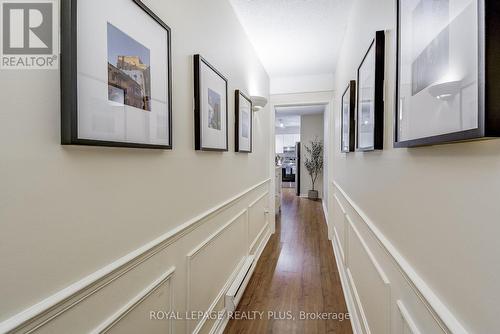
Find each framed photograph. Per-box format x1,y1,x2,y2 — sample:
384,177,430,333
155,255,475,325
194,54,228,151
235,90,253,153
61,0,172,149
341,80,356,153
356,30,385,151
395,0,500,147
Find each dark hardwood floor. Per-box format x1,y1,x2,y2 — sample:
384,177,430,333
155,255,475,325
224,188,353,334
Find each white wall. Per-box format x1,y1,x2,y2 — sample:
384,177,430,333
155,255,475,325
300,114,324,198
329,0,500,333
0,0,272,333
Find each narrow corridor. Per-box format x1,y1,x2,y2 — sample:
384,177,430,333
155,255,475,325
224,189,352,334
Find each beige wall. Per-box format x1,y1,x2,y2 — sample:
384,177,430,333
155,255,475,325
300,114,324,198
0,0,272,333
329,0,499,333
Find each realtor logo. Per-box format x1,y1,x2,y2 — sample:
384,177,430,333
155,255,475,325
1,0,58,69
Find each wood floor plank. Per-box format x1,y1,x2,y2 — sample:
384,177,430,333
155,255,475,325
224,189,353,334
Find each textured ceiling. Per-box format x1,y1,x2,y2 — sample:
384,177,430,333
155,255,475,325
276,115,301,128
230,0,353,77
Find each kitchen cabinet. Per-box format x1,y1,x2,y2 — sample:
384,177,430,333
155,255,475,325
275,134,300,153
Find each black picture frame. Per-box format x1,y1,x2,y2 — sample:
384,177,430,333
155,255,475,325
235,90,253,153
193,54,229,151
60,0,173,149
394,0,500,148
356,30,385,152
341,80,356,153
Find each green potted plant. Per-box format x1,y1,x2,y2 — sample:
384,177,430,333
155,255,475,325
304,138,324,200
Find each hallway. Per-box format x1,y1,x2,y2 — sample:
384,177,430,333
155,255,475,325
2,0,498,332
224,189,352,334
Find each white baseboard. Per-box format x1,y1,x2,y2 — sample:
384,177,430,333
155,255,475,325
299,193,323,199
322,199,328,221
210,227,272,334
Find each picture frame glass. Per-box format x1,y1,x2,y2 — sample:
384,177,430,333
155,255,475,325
76,0,170,147
357,44,376,150
397,0,479,142
237,92,252,152
199,60,228,150
341,86,351,152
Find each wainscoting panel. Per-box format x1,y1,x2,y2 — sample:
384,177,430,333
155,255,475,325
346,214,390,334
0,179,271,334
330,181,468,334
397,300,422,334
248,192,269,254
186,210,247,333
332,194,347,263
97,268,175,334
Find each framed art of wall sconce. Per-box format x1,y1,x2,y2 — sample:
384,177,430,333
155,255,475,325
395,0,500,147
356,30,385,151
341,80,356,153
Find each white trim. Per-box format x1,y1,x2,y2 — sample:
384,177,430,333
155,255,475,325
331,233,363,334
333,193,347,215
247,191,270,254
345,213,391,332
346,268,371,334
249,224,269,255
186,205,272,334
333,181,469,334
225,255,255,312
322,199,328,220
191,257,247,334
332,224,345,264
93,267,175,334
397,300,423,334
186,209,248,334
210,226,272,334
254,228,272,266
248,191,270,209
209,224,273,334
0,179,271,334
299,194,323,199
322,199,333,241
187,209,247,259
333,193,348,264
346,214,390,285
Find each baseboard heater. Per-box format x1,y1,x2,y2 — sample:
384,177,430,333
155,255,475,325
225,255,255,312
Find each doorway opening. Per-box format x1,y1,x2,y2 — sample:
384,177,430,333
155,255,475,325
275,104,326,198
275,114,300,191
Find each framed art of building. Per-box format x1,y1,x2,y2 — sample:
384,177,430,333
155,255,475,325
235,90,253,153
61,0,172,149
193,54,229,151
